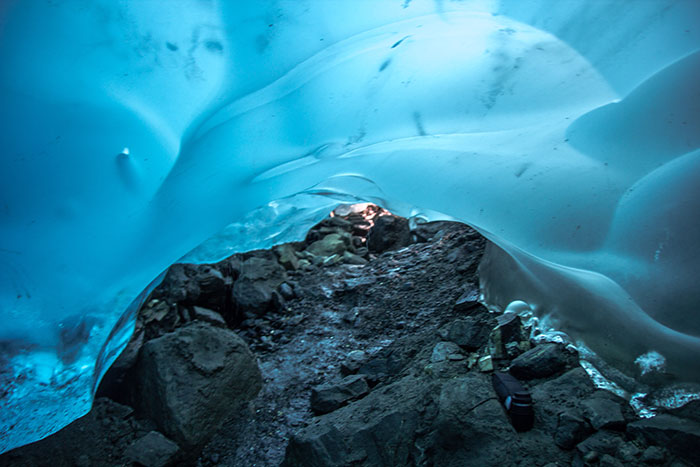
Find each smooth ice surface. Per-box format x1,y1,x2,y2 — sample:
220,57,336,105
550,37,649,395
1,0,699,453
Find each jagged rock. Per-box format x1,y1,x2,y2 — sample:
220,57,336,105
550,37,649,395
232,256,287,317
488,312,530,359
531,368,596,433
142,299,172,324
310,375,370,414
282,424,348,467
305,216,355,244
156,264,229,312
124,431,180,467
640,446,666,464
193,266,228,309
627,414,700,465
665,398,700,423
191,306,226,327
509,343,573,380
430,341,465,363
239,256,287,282
453,287,482,312
555,410,593,450
442,316,494,351
285,375,432,467
367,215,411,253
275,244,300,270
477,355,494,372
581,393,626,430
446,243,480,274
233,279,276,316
576,431,624,458
136,322,262,447
340,350,368,376
434,373,516,459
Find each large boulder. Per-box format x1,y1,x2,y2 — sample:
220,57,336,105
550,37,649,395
306,233,348,258
509,343,575,380
433,373,516,453
441,316,495,351
136,322,262,447
627,414,700,465
366,215,411,253
284,375,431,467
232,256,287,317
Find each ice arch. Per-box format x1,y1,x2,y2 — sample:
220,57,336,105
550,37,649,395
0,0,698,453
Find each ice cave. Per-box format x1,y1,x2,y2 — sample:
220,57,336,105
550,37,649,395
0,0,699,457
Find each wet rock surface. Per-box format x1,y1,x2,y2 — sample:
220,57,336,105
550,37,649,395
0,207,696,466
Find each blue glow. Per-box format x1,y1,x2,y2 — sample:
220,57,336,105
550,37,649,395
1,0,698,453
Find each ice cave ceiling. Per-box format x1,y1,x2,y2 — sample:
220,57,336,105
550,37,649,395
0,0,699,454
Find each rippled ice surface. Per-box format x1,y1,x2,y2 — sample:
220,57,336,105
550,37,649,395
0,0,698,453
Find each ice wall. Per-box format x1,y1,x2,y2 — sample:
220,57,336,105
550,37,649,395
1,0,698,453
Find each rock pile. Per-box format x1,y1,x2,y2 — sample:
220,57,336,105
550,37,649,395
1,206,697,467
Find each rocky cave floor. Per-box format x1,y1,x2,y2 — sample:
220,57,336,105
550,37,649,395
1,206,699,467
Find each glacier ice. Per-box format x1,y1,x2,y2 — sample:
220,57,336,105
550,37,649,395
0,0,699,453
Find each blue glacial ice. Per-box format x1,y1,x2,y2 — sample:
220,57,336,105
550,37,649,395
0,0,699,453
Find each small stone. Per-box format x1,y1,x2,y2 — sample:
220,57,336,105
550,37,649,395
583,451,599,464
640,446,665,464
310,374,370,414
616,442,641,463
598,454,624,467
278,282,295,300
430,342,464,363
340,350,368,376
478,355,494,372
191,306,226,327
125,431,180,467
577,431,623,458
